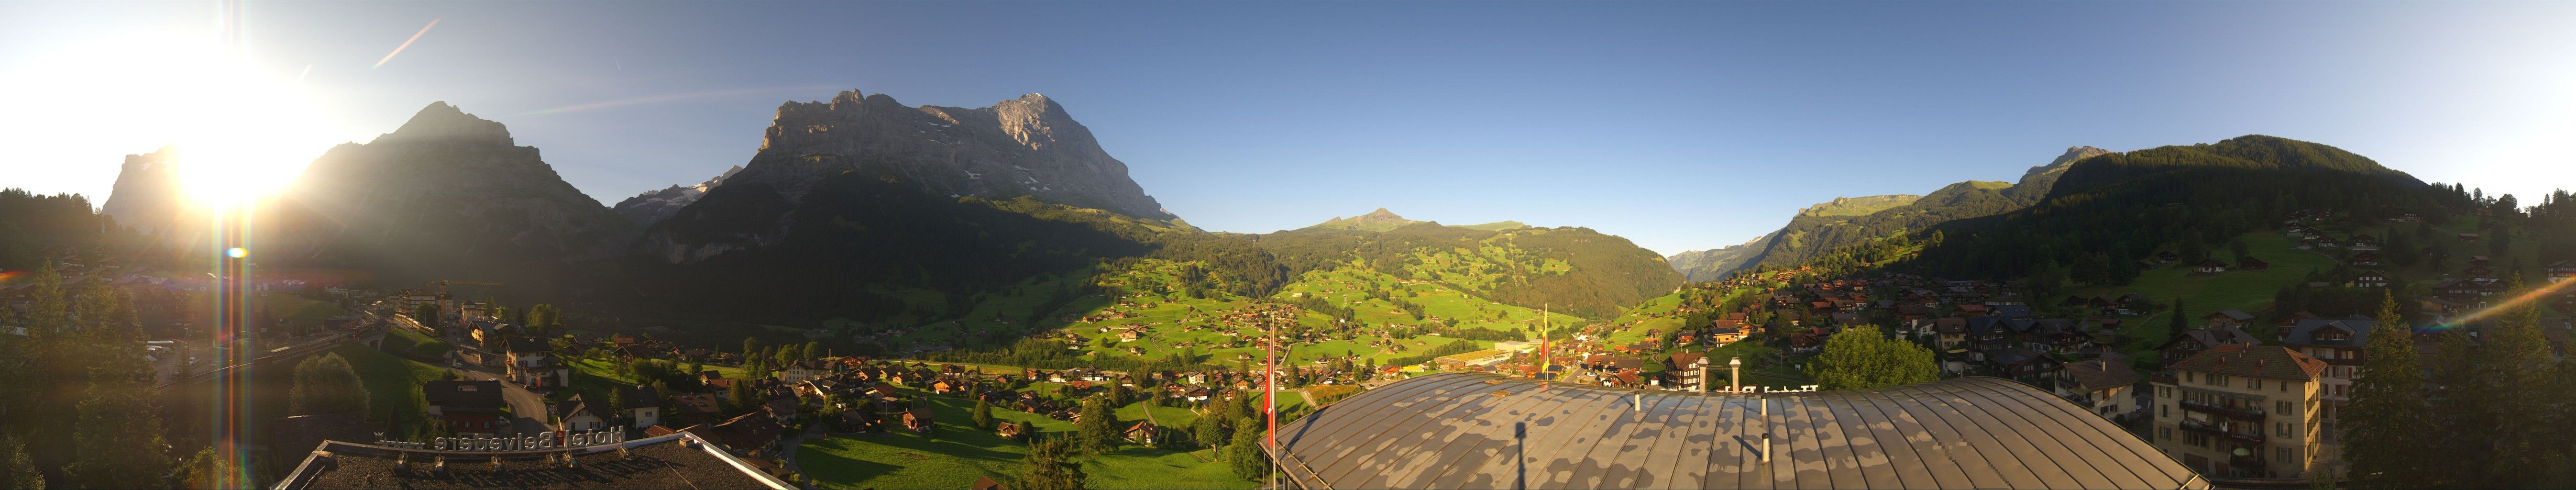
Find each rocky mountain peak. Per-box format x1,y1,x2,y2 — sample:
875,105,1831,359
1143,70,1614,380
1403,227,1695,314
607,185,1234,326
374,101,515,146
712,89,1170,219
613,165,746,225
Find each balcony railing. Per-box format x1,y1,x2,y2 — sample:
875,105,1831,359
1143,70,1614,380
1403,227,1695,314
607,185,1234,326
2179,399,2267,420
2230,455,2268,468
2178,419,2267,444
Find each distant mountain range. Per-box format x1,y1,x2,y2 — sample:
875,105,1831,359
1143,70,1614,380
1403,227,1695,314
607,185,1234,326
105,102,635,290
1298,208,1526,233
612,165,739,226
1666,145,2109,281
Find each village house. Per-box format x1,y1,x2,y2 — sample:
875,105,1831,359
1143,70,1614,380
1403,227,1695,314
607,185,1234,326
1125,421,1159,443
553,395,609,432
2156,327,2261,367
620,385,664,429
505,337,569,389
2057,356,2141,421
2193,259,2228,275
423,380,506,434
2202,310,2256,330
779,360,827,384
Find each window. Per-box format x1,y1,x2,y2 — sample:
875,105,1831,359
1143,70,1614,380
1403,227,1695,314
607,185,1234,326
2187,372,2196,383
2278,447,2293,462
2249,379,2262,390
2279,401,2291,413
2277,422,2289,436
2160,427,2173,440
2161,405,2170,417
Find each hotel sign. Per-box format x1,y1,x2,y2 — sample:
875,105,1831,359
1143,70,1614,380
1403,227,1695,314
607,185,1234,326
373,429,627,451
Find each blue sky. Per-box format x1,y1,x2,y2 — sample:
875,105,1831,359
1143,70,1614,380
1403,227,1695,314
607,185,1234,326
3,1,2572,255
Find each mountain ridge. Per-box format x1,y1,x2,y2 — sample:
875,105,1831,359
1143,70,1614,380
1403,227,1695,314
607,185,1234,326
1670,145,2110,280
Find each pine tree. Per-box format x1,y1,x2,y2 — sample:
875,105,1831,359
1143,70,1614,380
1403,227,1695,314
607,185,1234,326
2481,281,2555,486
26,260,65,331
973,400,996,430
1017,435,1087,490
727,377,757,414
0,433,43,490
63,386,172,489
2424,327,2485,486
1075,396,1118,454
2343,292,2432,489
1226,415,1269,480
2166,298,2190,344
803,341,823,361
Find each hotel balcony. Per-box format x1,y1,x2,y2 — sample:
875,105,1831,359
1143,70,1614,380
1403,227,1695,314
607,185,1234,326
2179,419,2267,445
2178,399,2266,421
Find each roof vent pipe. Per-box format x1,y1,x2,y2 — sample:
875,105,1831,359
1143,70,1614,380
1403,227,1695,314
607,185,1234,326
1633,393,1642,412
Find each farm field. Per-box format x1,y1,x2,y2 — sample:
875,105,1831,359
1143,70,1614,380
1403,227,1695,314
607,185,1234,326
797,386,1255,490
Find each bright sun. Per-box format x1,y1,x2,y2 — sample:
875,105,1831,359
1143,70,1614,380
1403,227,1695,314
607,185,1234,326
1,30,343,209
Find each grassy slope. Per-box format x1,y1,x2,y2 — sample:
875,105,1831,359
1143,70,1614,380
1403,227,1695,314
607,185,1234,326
1803,194,1925,217
385,328,452,359
798,386,1254,490
2074,232,2341,363
336,343,449,426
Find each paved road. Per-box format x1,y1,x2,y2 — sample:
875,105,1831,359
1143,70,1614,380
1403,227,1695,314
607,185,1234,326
440,350,551,436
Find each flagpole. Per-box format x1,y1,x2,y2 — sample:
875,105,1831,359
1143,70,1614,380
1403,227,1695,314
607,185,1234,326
1266,308,1278,489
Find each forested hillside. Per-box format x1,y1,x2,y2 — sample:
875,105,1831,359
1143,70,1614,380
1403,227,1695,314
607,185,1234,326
1908,135,2451,281
1675,146,2108,279
1251,222,1681,319
0,189,113,270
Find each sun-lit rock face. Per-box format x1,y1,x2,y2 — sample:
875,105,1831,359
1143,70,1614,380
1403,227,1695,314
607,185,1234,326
717,90,1171,219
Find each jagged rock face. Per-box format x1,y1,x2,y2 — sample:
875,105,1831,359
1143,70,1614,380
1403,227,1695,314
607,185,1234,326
636,90,1173,264
100,146,184,237
265,102,633,284
719,90,1170,219
612,165,739,225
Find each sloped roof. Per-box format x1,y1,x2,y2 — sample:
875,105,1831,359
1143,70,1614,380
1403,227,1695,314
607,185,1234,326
1267,372,2208,490
2063,358,2142,392
2169,345,2326,381
422,380,504,412
2285,318,2378,346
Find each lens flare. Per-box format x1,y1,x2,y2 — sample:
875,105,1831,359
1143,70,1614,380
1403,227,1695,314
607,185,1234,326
225,247,247,258
2422,278,2576,331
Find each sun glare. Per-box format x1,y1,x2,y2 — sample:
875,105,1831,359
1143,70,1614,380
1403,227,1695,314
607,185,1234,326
0,30,343,209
